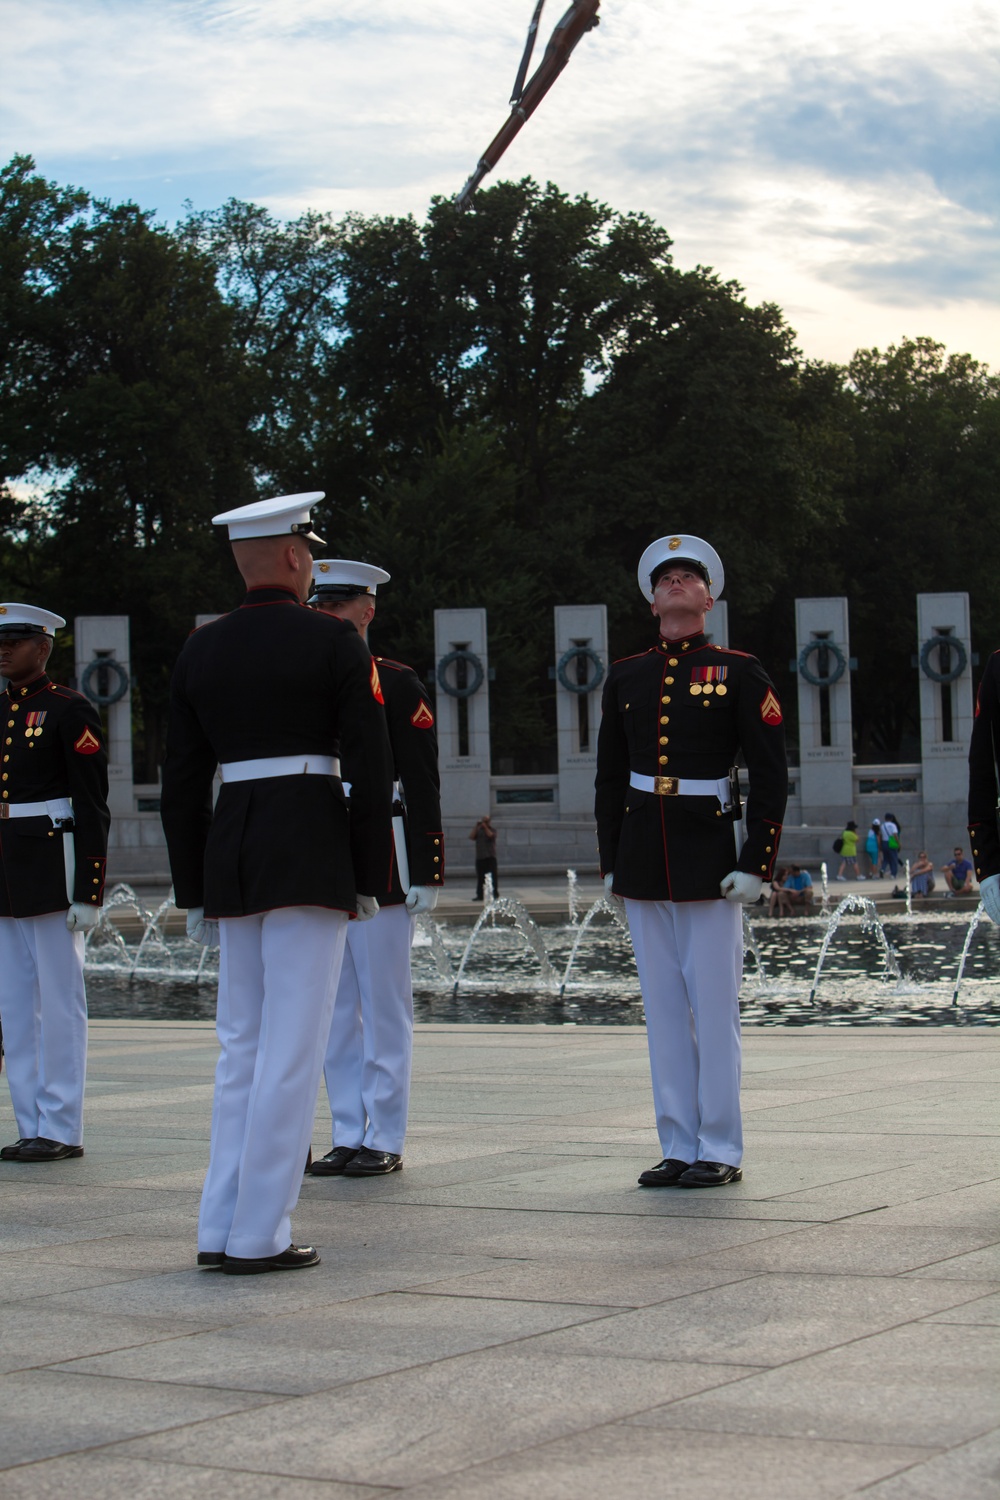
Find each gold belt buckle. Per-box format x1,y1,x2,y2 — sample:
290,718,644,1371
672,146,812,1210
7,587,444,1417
0,803,8,819
653,775,679,796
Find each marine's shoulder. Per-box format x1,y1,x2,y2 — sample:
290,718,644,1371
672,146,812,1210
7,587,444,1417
610,647,659,669
708,645,758,661
39,681,90,706
374,655,418,676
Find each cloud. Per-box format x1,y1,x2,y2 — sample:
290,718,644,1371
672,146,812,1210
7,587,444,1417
3,0,998,363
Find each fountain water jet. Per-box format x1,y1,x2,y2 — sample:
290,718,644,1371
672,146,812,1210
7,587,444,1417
807,893,901,1004
952,902,989,1005
451,873,558,998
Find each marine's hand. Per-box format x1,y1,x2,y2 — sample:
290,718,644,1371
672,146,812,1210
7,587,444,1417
721,870,763,904
355,894,380,922
603,872,624,907
405,885,439,915
980,873,1000,925
66,902,99,932
186,907,220,947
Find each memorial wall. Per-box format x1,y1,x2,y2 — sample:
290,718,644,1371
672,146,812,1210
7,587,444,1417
71,595,976,880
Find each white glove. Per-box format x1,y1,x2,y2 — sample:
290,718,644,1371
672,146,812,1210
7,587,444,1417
354,894,380,922
66,902,99,932
186,907,220,947
603,872,624,907
980,873,1000,925
721,870,763,904
405,885,439,915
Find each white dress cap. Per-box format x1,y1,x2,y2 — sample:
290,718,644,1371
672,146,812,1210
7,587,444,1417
0,603,66,637
212,492,326,544
311,559,391,597
637,535,724,601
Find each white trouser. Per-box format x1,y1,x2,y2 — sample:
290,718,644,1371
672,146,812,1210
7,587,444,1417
323,903,414,1156
198,907,348,1260
0,912,87,1146
625,898,744,1167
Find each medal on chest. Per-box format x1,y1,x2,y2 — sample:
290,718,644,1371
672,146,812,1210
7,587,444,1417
689,666,728,697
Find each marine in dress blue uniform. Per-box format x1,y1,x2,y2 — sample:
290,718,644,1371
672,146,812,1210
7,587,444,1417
595,537,787,1187
160,496,394,1273
0,605,110,1164
306,561,444,1179
968,650,1000,926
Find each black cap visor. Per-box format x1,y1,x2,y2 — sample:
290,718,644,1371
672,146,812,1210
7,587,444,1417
650,558,711,589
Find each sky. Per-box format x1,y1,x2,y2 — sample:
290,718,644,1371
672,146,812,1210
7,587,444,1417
4,0,998,367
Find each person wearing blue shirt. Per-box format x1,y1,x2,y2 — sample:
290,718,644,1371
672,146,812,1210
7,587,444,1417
941,848,973,896
784,865,813,911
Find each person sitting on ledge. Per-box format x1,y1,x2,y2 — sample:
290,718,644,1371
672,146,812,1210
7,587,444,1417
783,865,814,912
941,847,974,897
909,851,936,898
768,867,794,917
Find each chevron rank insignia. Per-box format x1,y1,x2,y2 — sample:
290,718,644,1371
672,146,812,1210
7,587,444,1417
74,726,102,755
370,660,384,704
411,700,434,729
760,689,783,725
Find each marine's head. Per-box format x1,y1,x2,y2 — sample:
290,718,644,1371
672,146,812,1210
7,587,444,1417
212,493,326,601
0,604,62,685
308,559,389,637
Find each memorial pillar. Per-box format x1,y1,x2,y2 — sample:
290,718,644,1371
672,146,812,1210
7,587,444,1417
433,608,491,820
917,593,974,856
554,605,607,817
75,615,133,817
794,598,854,825
706,599,729,648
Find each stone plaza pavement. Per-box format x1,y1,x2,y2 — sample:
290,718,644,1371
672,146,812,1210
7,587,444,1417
1,1022,997,1499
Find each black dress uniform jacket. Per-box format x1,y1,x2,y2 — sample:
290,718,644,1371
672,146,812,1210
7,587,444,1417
596,633,788,902
0,674,110,918
967,649,1000,881
364,656,444,907
160,586,394,918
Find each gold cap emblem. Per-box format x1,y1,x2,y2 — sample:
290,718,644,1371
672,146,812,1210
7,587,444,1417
668,537,682,551
318,562,330,573
0,608,6,615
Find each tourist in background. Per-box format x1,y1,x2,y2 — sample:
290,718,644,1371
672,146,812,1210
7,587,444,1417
836,820,859,881
881,813,901,878
470,813,499,899
783,865,814,912
909,851,935,898
864,819,881,878
941,847,974,896
768,867,794,917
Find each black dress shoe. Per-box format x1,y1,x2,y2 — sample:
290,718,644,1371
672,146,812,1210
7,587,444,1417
678,1160,743,1188
343,1146,403,1176
197,1251,226,1269
637,1157,691,1188
0,1138,36,1160
221,1244,320,1275
16,1138,84,1162
308,1145,361,1176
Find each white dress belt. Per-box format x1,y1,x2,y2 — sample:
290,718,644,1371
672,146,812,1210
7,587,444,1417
629,772,733,807
0,797,73,821
219,754,340,784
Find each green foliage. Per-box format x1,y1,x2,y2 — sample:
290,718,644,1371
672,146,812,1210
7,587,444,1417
807,338,1000,759
0,160,256,778
1,160,997,778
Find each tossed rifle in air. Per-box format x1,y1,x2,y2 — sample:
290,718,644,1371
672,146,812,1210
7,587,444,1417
454,0,601,210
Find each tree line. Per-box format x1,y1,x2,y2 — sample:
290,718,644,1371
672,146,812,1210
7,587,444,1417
2,153,998,780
